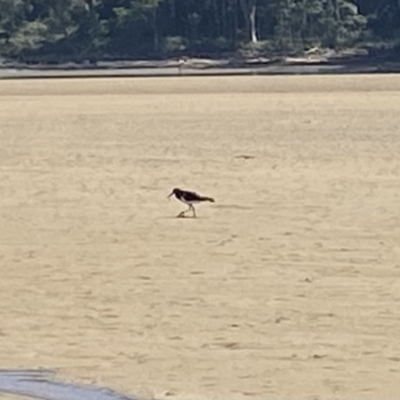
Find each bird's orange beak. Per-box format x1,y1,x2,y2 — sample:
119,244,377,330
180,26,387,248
167,191,174,199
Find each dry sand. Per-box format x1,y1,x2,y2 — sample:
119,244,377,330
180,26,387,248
1,75,400,400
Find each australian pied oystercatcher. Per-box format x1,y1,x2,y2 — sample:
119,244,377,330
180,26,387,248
168,188,215,218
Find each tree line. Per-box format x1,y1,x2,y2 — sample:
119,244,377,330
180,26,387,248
0,0,399,63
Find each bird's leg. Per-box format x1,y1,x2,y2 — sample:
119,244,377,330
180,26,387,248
191,205,197,218
177,205,191,218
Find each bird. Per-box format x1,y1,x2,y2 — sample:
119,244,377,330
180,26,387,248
167,188,215,218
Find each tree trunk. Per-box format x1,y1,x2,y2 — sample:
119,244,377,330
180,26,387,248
239,0,257,43
250,3,257,43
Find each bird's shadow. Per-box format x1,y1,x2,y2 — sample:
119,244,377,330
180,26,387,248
176,213,193,219
161,214,205,220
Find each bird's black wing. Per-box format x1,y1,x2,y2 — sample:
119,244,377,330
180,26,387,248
182,190,204,202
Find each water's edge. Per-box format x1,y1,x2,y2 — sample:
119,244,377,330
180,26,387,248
0,370,146,400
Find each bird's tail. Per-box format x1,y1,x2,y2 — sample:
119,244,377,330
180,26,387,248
202,196,215,203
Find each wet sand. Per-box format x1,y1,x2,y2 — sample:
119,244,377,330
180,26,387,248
1,75,400,400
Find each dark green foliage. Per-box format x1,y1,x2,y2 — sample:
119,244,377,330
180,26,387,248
0,0,399,61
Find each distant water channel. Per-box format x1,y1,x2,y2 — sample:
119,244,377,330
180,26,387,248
0,64,347,79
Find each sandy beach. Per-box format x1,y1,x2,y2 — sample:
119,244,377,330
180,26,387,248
1,75,400,400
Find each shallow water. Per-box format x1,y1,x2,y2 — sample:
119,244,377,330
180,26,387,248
0,370,141,400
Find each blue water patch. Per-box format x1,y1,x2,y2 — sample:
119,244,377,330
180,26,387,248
0,369,145,400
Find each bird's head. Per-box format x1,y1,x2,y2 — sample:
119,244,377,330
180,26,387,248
167,188,180,199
